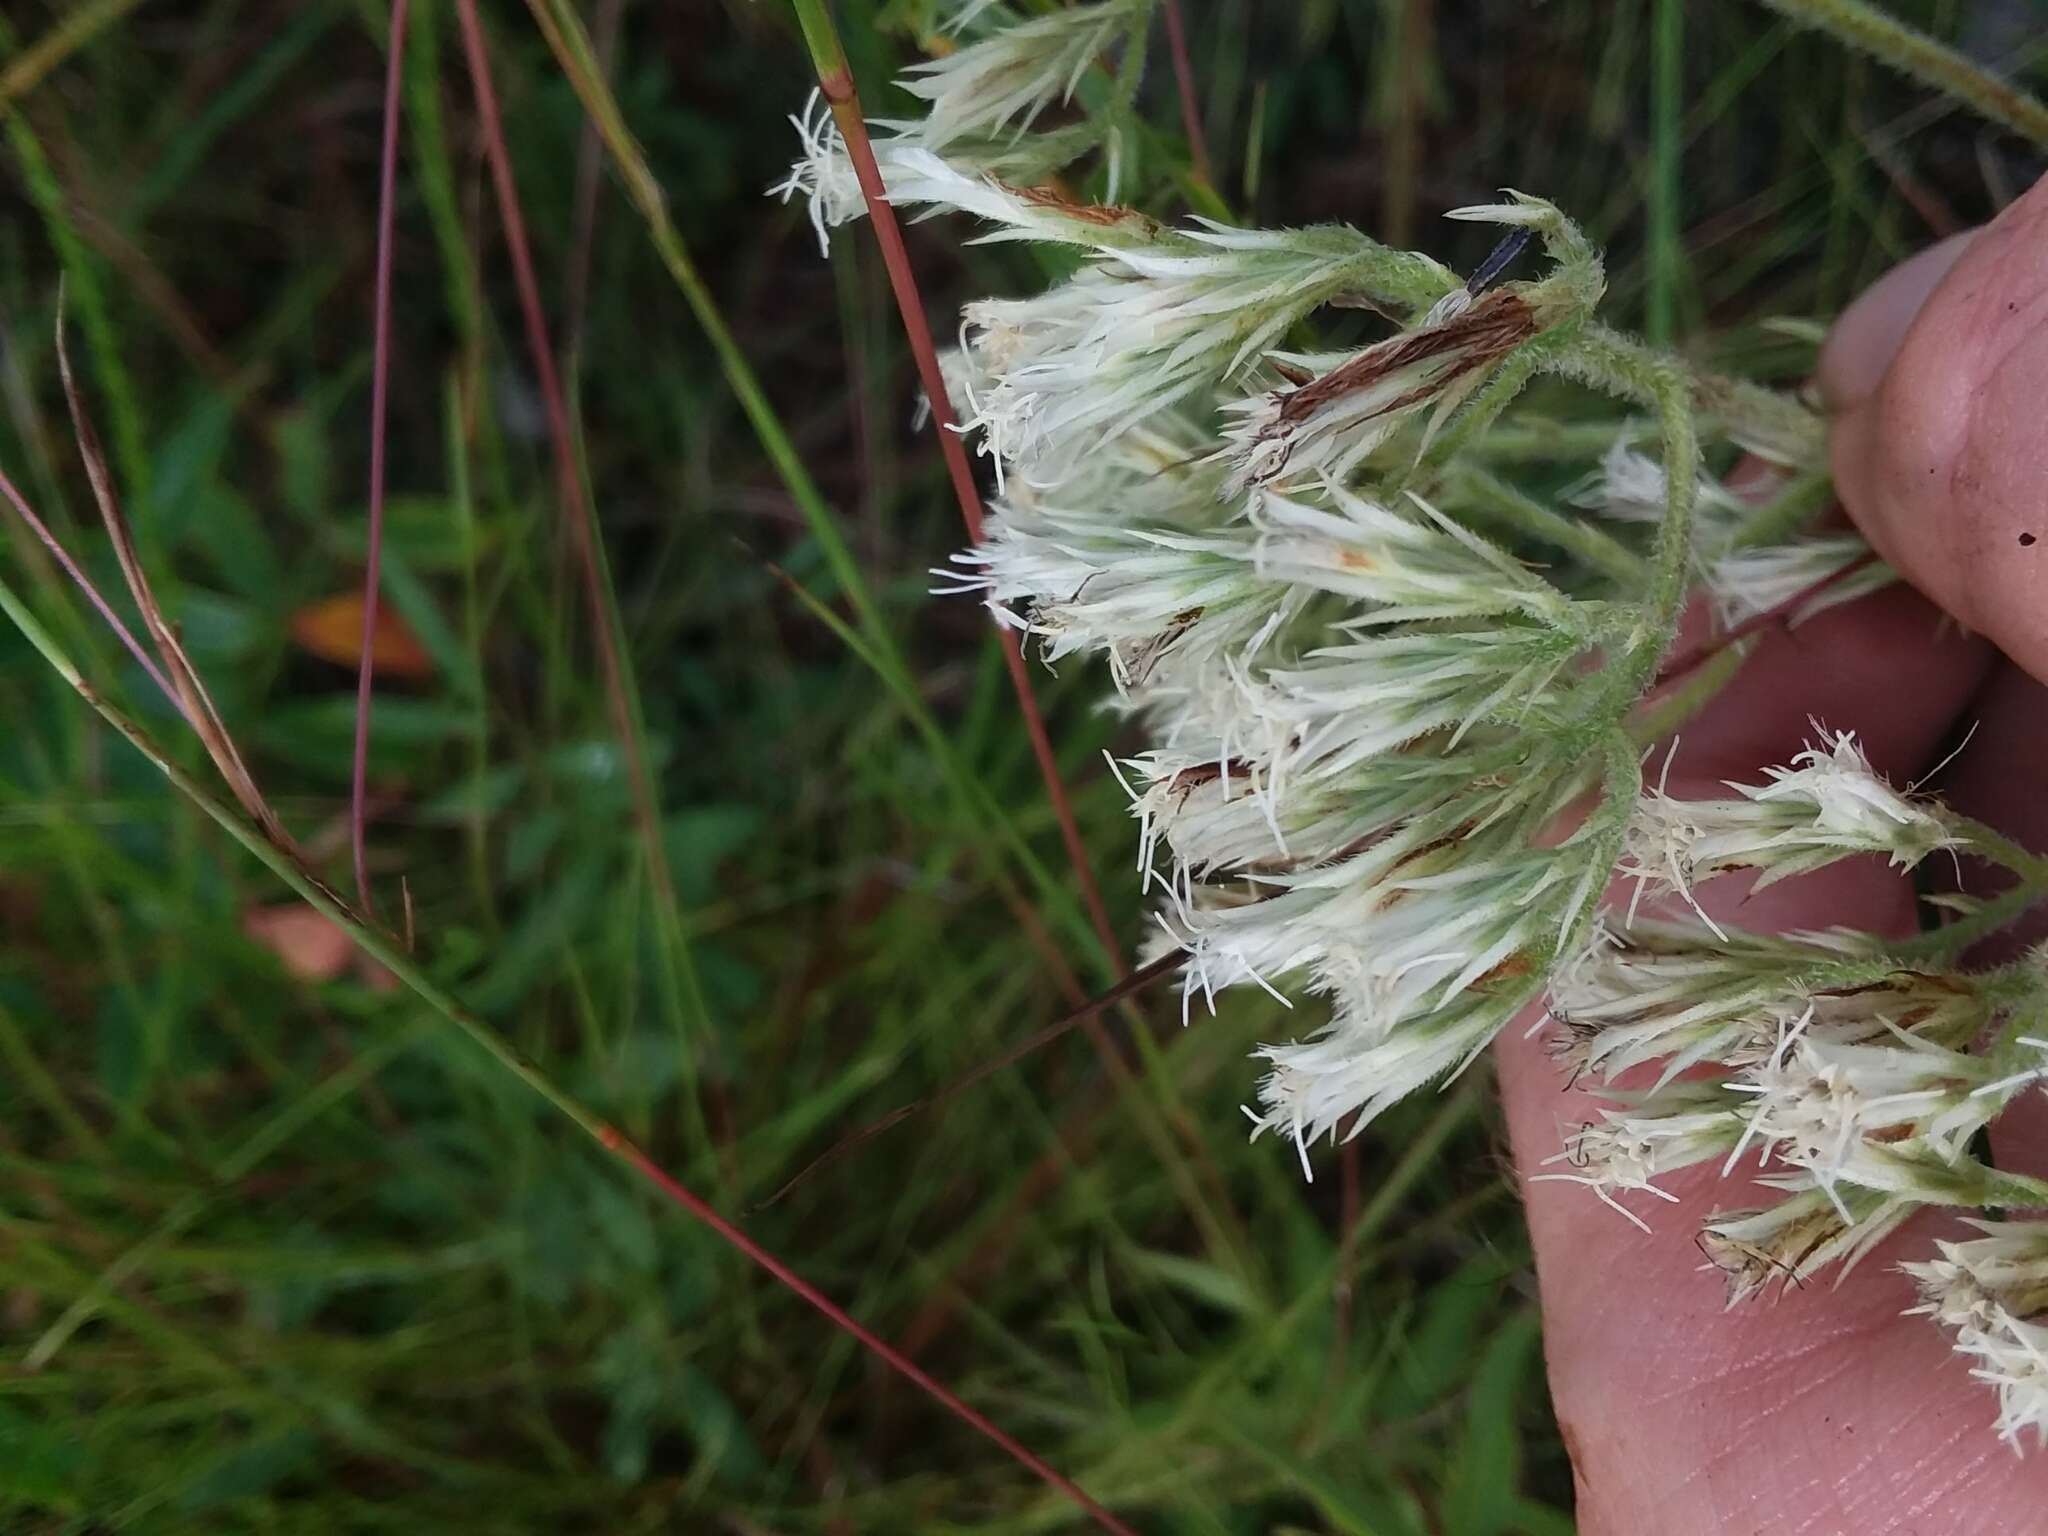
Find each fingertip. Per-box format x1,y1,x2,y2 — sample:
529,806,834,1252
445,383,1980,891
1826,177,2048,680
1818,230,1979,414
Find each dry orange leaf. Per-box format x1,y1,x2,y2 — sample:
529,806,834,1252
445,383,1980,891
243,904,353,982
290,593,434,678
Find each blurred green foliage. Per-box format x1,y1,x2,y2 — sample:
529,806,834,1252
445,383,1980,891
0,0,2037,1529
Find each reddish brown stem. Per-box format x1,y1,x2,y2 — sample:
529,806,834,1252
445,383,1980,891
0,464,183,714
451,0,682,942
440,22,1142,1527
1159,0,1212,187
352,0,411,914
3,458,1127,1533
597,1123,1140,1536
818,71,1125,973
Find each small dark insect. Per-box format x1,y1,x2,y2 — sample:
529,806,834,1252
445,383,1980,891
1466,227,1534,295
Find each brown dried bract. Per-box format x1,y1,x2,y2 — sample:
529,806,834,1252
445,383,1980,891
1269,288,1539,429
1473,950,1537,989
1012,180,1155,232
1116,605,1204,686
1166,759,1256,796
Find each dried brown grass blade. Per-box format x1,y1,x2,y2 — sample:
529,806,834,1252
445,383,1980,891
53,307,295,854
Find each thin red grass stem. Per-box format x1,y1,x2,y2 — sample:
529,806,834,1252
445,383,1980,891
451,0,676,912
450,19,1136,1524
0,463,186,717
818,74,1125,972
352,0,412,915
596,1124,1140,1536
1654,550,1880,687
1159,0,1212,187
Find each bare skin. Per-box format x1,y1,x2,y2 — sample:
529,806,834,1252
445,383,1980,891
1497,173,2048,1533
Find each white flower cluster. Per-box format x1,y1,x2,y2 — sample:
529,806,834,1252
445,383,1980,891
1618,726,1962,932
896,0,1148,160
1543,919,2022,1220
808,78,1615,1172
1706,535,1893,628
1907,1222,2048,1450
953,223,1449,483
775,1,2048,1449
1556,886,2048,1436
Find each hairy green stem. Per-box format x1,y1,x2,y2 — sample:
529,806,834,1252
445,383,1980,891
1444,463,1646,586
1405,342,1546,488
1898,885,2048,961
1945,811,2048,890
520,0,1116,972
1562,732,1646,965
1754,0,2048,147
1627,638,1752,746
1725,467,1832,549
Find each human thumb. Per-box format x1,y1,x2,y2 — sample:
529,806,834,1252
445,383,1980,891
1821,175,2048,681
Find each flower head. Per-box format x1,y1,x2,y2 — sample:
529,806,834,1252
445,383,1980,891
1706,536,1893,628
1242,489,1580,626
1743,728,1961,864
1548,919,1987,1086
1248,992,1513,1176
1535,1078,1744,1229
769,92,865,257
1569,438,1746,530
934,491,1301,690
1170,825,1605,1107
773,121,1161,257
1229,627,1581,788
1906,1221,2048,1450
957,226,1446,481
1718,1014,2037,1215
895,0,1144,156
1118,745,1476,883
1699,1181,1914,1303
1220,289,1540,495
1620,727,1963,927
